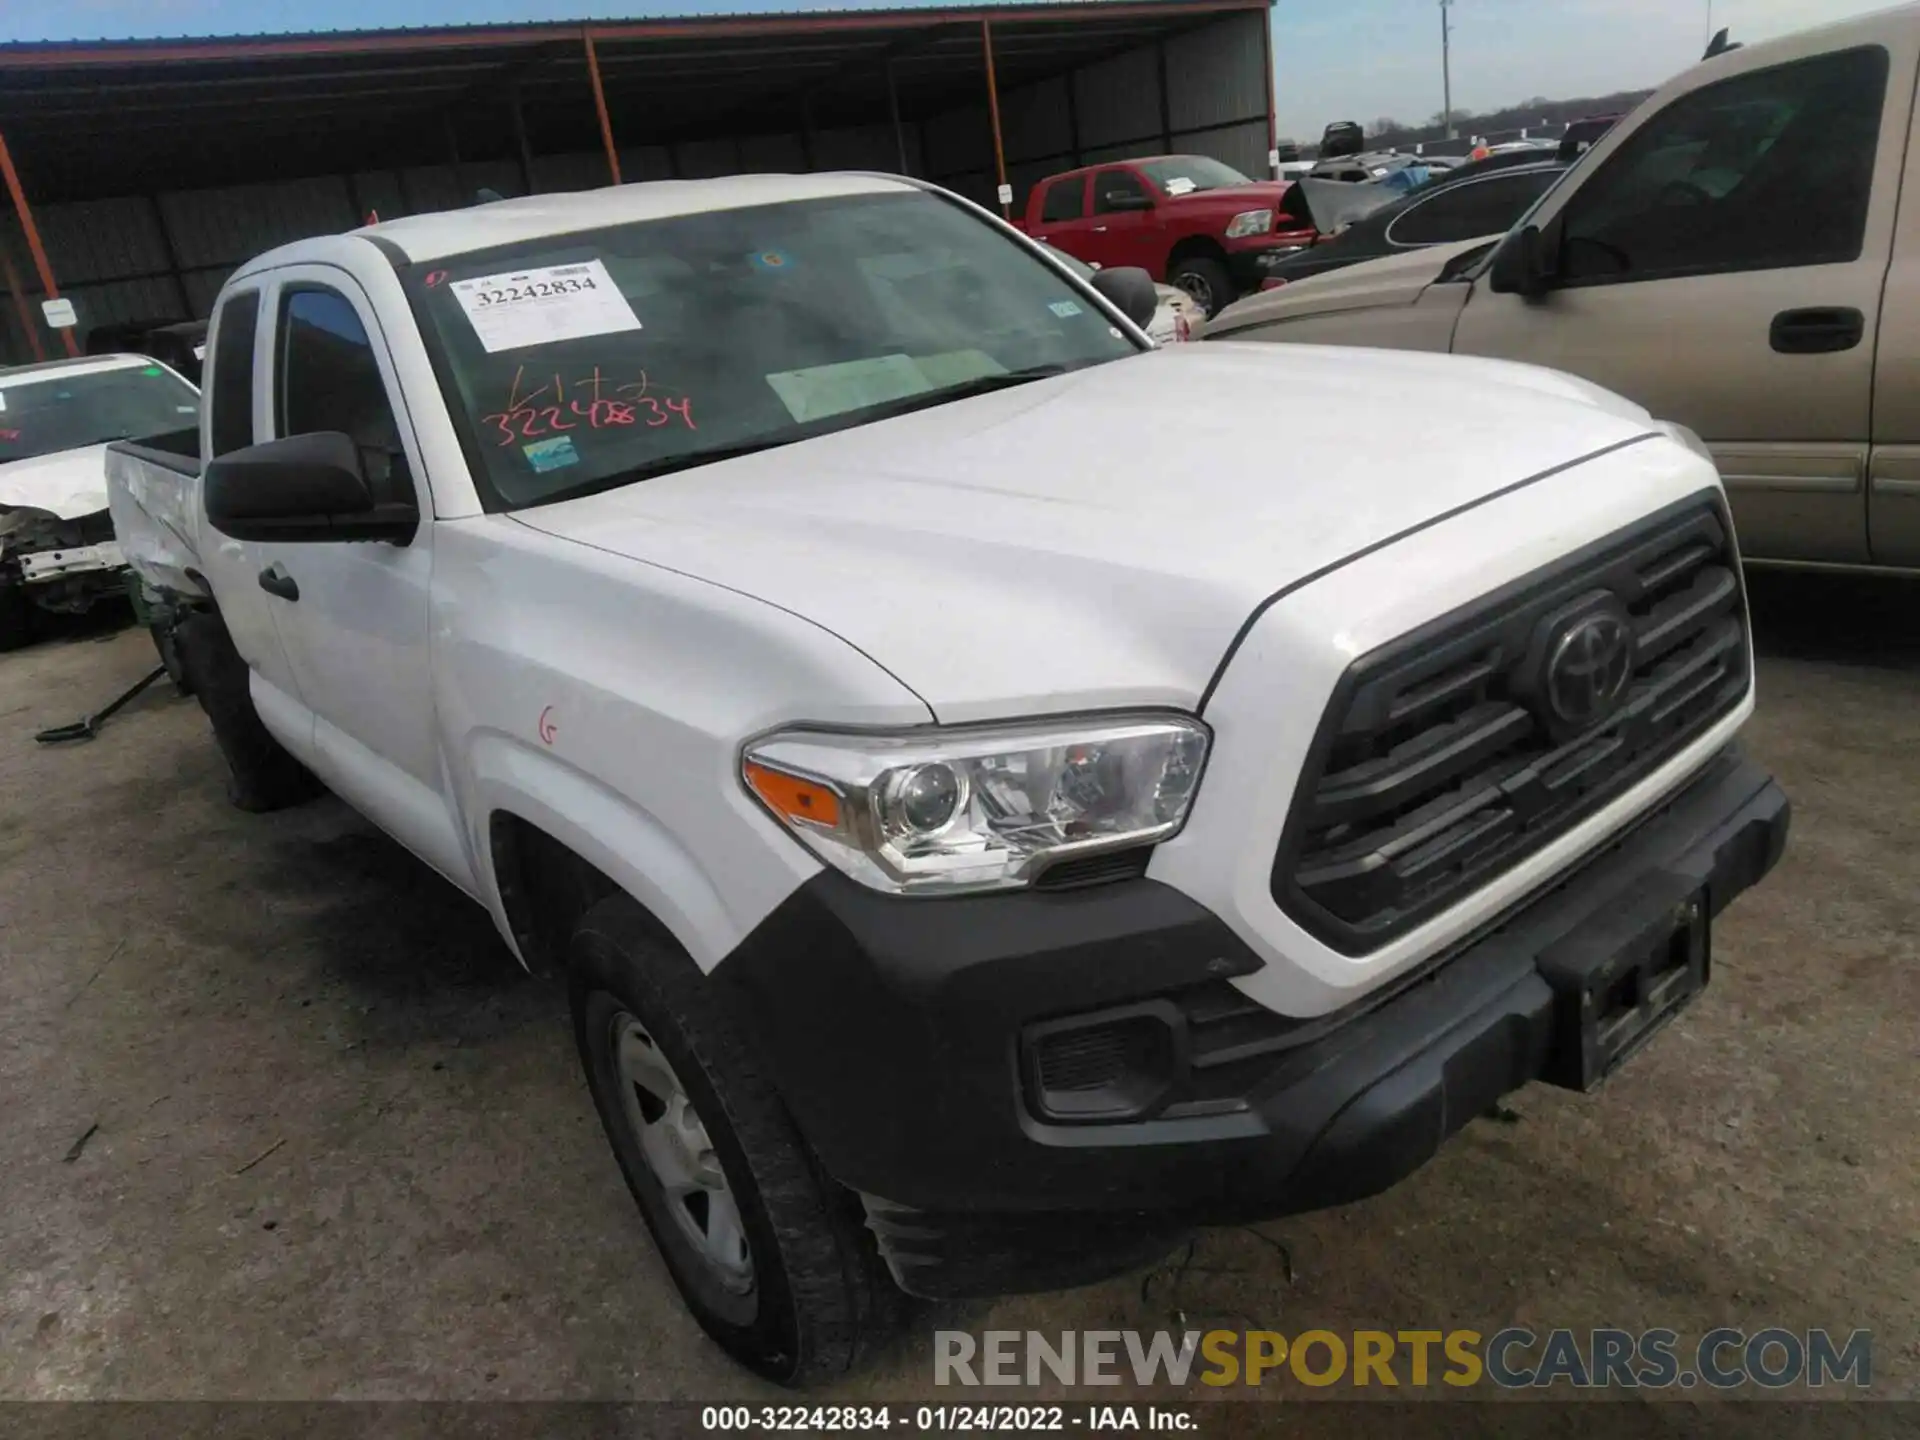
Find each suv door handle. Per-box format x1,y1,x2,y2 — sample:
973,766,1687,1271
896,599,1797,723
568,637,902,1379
257,563,299,602
1770,307,1864,355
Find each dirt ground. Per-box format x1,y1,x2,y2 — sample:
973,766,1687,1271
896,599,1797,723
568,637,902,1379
0,570,1916,1414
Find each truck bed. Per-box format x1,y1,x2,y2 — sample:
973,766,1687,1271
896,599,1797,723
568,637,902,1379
106,426,208,600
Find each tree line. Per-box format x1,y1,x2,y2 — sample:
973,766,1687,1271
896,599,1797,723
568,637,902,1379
1281,88,1655,153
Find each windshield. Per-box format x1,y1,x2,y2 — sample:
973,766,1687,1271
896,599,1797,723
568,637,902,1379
407,189,1140,510
1041,242,1097,279
0,364,198,464
1133,156,1253,196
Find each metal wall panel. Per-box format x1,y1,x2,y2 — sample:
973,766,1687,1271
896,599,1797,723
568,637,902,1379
159,176,356,271
677,136,743,178
533,152,609,194
1073,45,1162,149
398,166,463,215
1168,118,1269,180
999,75,1072,163
922,104,991,179
738,131,808,172
813,124,896,170
1165,12,1268,134
1007,152,1076,216
349,171,408,223
32,198,170,287
462,159,527,200
621,145,676,182
58,276,189,336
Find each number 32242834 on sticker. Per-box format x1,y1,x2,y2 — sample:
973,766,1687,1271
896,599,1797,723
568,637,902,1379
482,365,696,451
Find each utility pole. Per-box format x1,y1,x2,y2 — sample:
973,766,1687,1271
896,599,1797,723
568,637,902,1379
1440,0,1455,141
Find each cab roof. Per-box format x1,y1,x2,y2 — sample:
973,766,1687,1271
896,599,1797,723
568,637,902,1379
355,172,920,263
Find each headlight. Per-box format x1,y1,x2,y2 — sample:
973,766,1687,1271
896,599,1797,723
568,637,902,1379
1225,209,1274,239
741,715,1211,895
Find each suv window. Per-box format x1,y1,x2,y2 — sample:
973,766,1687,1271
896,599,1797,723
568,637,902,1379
1039,176,1086,223
1092,170,1151,214
276,286,411,503
1389,169,1560,247
1556,45,1887,285
208,290,259,457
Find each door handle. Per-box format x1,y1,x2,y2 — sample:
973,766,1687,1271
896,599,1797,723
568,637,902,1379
1770,307,1864,355
257,563,299,602
1093,225,1109,232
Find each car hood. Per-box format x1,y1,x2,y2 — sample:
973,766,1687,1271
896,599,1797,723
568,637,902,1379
1167,181,1291,207
0,443,111,519
1212,236,1494,335
514,345,1656,721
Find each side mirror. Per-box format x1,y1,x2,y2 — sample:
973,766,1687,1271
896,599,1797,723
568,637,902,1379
1088,266,1159,330
1487,223,1558,299
1102,191,1155,212
205,431,417,543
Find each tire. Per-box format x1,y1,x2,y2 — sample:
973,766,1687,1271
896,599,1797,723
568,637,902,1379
570,895,902,1384
0,582,35,652
150,620,193,696
172,611,320,812
1168,255,1234,318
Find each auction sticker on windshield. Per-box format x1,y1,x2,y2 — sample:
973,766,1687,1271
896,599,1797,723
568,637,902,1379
450,260,642,353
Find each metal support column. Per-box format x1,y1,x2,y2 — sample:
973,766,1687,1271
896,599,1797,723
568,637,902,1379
509,81,537,195
981,17,1010,219
443,112,468,199
147,195,192,319
0,127,77,358
1261,9,1280,177
583,28,623,185
887,58,911,175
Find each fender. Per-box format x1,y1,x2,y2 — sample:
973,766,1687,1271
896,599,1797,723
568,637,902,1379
462,729,806,973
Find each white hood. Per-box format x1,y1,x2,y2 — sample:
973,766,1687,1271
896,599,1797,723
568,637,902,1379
0,443,112,519
514,344,1659,721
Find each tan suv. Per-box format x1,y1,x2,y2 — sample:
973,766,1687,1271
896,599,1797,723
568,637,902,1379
1208,5,1920,572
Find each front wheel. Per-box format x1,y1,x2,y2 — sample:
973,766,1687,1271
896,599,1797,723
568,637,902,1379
1168,255,1234,318
570,895,902,1384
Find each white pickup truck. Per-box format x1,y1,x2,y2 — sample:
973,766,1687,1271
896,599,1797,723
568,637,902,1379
108,173,1788,1383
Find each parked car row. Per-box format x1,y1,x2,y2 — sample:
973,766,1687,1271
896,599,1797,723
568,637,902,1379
1210,3,1913,572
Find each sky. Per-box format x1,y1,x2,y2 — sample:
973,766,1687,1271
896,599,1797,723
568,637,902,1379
0,0,1894,140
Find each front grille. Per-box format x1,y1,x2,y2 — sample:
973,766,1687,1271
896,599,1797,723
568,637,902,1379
1273,497,1749,954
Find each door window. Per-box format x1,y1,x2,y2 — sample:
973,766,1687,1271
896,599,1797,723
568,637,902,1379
207,290,260,457
276,286,412,504
1039,176,1087,223
1092,170,1151,214
1388,170,1560,247
1554,46,1887,286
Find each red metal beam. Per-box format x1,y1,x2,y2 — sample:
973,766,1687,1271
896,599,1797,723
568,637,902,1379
0,240,45,362
0,127,75,357
0,1,1270,69
982,17,1010,220
583,28,622,185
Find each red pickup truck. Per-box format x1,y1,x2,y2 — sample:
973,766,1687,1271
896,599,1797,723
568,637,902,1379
1020,154,1316,315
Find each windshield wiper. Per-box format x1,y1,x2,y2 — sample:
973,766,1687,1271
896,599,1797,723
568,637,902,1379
850,364,1070,425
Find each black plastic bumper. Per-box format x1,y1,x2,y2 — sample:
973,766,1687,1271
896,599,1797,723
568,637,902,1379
720,750,1788,1297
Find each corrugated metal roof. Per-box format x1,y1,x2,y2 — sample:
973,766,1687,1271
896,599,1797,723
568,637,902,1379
0,0,1260,56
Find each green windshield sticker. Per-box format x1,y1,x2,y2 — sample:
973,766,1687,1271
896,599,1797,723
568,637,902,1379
142,366,163,376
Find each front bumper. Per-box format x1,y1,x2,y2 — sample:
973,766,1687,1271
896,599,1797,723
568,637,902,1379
721,750,1788,1298
1228,236,1314,289
18,540,125,583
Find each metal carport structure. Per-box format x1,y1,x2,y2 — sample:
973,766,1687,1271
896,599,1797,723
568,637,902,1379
0,0,1277,363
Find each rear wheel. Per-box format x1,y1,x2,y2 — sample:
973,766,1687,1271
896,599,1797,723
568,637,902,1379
172,610,319,812
570,895,902,1384
1168,255,1234,317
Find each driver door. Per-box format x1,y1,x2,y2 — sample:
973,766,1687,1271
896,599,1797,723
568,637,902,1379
1453,39,1905,564
1085,168,1161,274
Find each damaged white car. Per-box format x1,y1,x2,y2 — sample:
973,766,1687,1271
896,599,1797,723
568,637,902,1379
0,354,200,649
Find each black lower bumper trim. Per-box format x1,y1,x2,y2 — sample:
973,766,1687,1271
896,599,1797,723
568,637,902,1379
719,749,1788,1298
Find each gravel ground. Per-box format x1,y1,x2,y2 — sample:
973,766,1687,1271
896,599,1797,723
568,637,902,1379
0,570,1915,1422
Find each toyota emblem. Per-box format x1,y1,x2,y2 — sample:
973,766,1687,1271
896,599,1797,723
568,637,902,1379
1544,610,1635,726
